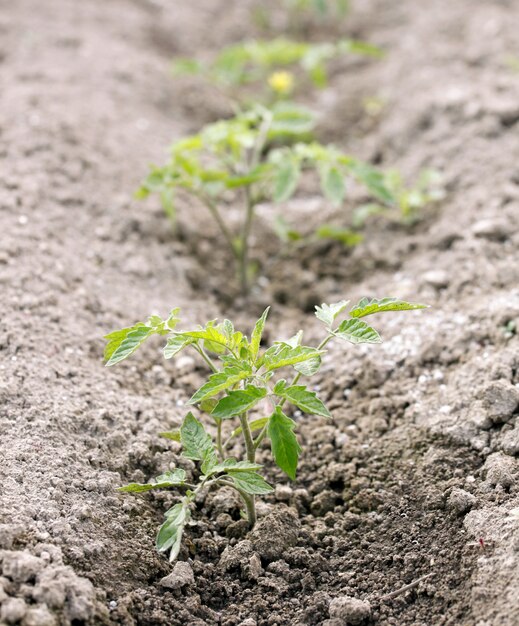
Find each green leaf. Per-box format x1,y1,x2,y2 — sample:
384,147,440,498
333,318,381,344
189,365,252,404
337,38,383,58
171,58,204,76
321,166,345,205
212,386,267,419
229,471,274,495
352,203,386,227
315,300,350,328
250,307,270,362
268,407,301,480
230,417,269,439
269,102,315,138
117,469,187,493
272,216,302,243
293,355,322,376
349,297,429,318
178,326,229,355
284,330,303,348
200,398,218,414
104,324,153,366
164,335,194,359
179,321,246,355
156,501,190,562
209,459,263,474
273,159,300,202
262,344,324,373
180,412,217,474
350,162,394,205
159,430,181,442
277,385,331,418
315,225,363,246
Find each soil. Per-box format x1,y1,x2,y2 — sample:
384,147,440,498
1,0,519,625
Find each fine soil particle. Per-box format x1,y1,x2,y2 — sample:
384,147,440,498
1,0,519,625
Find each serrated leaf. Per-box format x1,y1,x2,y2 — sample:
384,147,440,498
250,307,270,362
333,318,381,344
180,412,217,474
179,326,229,355
284,330,303,348
212,386,267,419
321,166,345,205
315,300,350,328
105,324,153,366
164,335,194,359
267,407,301,480
278,385,331,418
293,355,322,376
229,472,274,495
273,379,287,395
262,344,324,373
179,321,246,355
189,365,252,404
230,417,269,439
159,430,181,442
156,501,190,562
117,469,187,493
349,297,429,318
148,315,164,327
273,159,300,202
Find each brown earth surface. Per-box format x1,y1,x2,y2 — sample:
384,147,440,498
1,0,519,625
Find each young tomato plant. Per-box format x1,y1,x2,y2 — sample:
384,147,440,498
173,37,381,103
105,297,427,562
137,103,403,295
353,169,445,227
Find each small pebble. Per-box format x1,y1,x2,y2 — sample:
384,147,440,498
329,595,371,625
159,561,194,590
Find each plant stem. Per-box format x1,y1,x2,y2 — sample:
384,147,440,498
237,411,258,525
216,419,224,460
239,490,257,526
236,110,273,296
194,344,218,373
239,412,256,463
198,193,238,260
219,478,257,526
238,188,256,295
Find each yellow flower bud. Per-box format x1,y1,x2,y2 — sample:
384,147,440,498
267,71,295,95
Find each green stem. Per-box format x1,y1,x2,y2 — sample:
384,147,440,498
193,344,218,373
219,478,257,526
238,411,257,525
238,188,256,296
236,110,273,296
198,194,238,260
216,419,224,460
239,412,256,463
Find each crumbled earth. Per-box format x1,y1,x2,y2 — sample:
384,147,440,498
1,0,519,625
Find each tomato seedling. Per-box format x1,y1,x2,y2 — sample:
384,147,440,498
105,297,427,561
173,37,381,103
137,103,406,295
